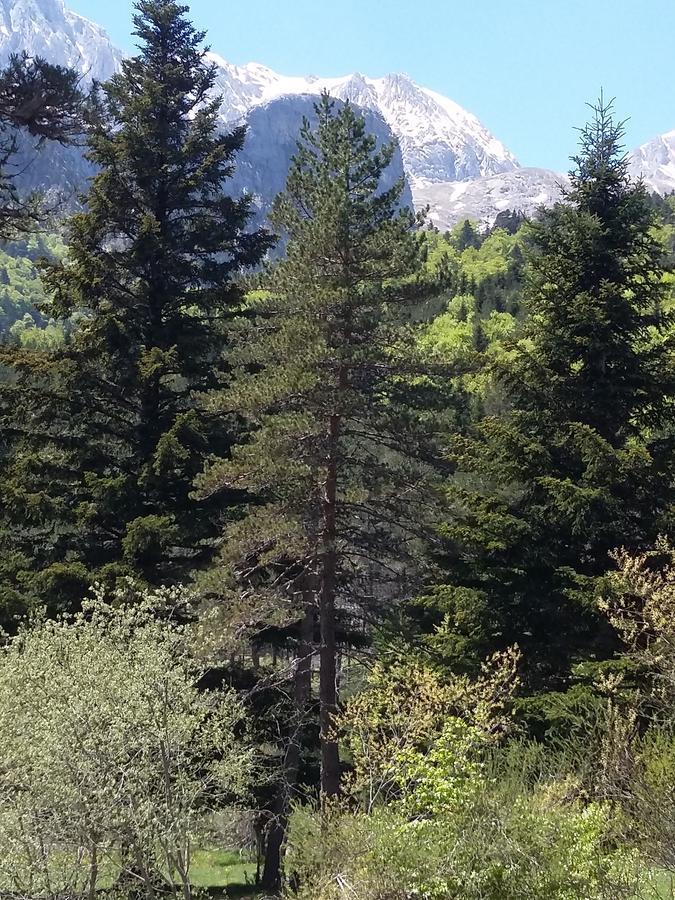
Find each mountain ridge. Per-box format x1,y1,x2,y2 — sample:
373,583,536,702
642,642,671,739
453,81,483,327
0,0,122,82
0,0,672,227
206,55,520,185
629,130,675,196
0,0,521,193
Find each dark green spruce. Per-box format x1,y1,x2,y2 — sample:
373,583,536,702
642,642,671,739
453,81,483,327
0,0,271,620
417,98,675,701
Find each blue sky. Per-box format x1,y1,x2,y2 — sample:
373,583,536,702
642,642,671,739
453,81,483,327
68,0,673,172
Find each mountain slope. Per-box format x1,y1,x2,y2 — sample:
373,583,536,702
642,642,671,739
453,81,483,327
414,168,568,231
420,129,675,231
0,0,122,82
629,130,675,195
207,56,519,185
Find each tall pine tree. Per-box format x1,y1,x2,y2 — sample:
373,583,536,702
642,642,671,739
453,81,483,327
0,0,271,619
419,99,675,696
196,94,444,807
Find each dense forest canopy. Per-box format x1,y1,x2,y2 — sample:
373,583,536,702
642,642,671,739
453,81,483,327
1,2,675,898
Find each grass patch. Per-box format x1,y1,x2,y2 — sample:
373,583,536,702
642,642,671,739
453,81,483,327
0,849,263,898
651,870,675,899
190,849,258,894
634,869,675,900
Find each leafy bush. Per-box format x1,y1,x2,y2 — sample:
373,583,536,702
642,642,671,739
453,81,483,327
284,658,638,900
598,544,675,880
0,585,252,899
339,651,521,811
285,776,637,900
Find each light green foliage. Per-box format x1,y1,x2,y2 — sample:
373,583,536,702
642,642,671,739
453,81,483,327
338,652,520,810
459,227,519,282
0,232,65,338
395,717,486,816
417,226,526,407
420,293,518,397
286,654,639,899
286,766,636,900
421,294,476,360
0,585,251,899
421,224,524,289
8,312,66,348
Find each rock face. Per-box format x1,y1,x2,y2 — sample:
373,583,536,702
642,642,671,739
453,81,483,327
328,72,518,184
229,95,413,232
629,130,675,195
414,168,569,231
0,0,122,82
10,94,410,229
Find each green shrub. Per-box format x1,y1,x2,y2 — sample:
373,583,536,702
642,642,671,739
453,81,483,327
285,783,638,900
0,585,252,899
286,659,638,900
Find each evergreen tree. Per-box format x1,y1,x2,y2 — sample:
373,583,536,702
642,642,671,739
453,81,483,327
456,218,482,251
196,94,444,809
419,99,675,695
0,0,271,619
0,52,87,238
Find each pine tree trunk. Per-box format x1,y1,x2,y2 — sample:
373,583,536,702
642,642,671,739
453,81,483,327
261,603,314,892
319,411,341,799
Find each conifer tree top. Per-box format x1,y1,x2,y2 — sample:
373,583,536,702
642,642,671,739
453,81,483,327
567,94,633,216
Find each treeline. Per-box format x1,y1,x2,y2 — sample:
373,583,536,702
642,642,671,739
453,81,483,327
1,1,675,898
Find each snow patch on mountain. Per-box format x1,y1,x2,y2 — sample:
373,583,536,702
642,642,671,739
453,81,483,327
0,0,520,192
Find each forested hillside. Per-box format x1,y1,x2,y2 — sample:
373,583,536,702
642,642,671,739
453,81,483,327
2,3,675,899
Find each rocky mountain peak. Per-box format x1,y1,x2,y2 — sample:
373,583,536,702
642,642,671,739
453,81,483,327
629,129,675,195
0,0,122,83
330,72,379,108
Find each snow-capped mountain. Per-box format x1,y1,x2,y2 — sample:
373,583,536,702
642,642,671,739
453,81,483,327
207,55,519,185
420,131,675,232
0,0,122,82
629,130,675,195
0,0,673,229
0,0,518,191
